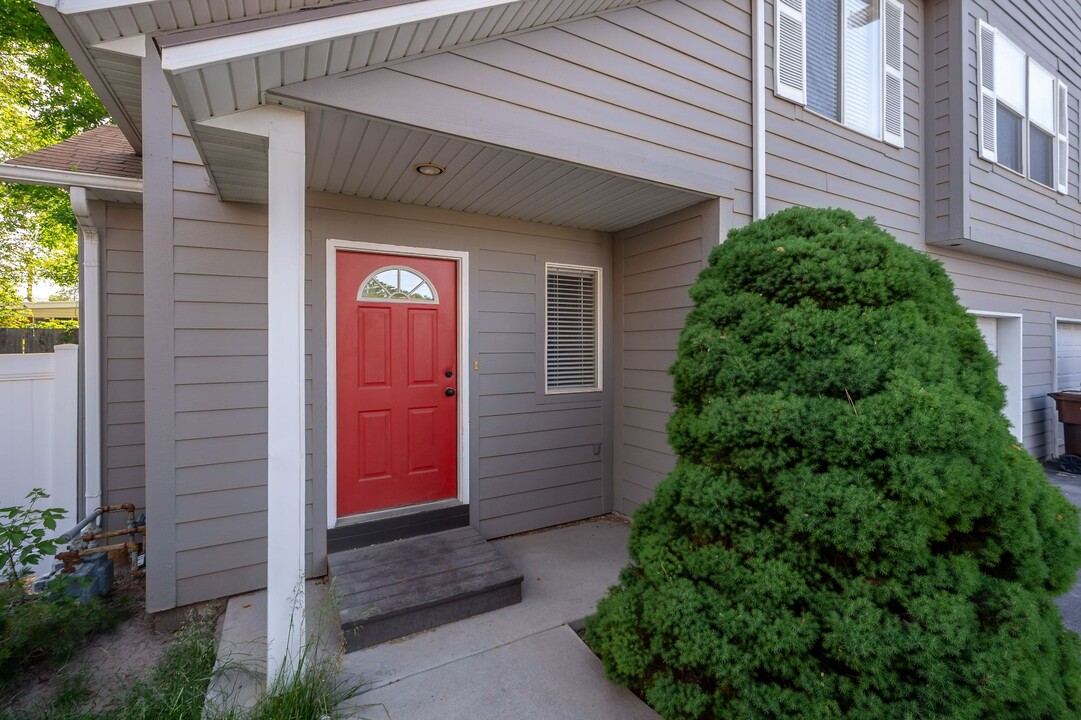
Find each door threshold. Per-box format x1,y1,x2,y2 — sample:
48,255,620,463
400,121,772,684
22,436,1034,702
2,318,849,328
334,498,462,528
328,500,469,553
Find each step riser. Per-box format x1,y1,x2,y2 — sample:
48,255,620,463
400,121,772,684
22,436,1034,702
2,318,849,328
343,583,522,651
328,526,523,652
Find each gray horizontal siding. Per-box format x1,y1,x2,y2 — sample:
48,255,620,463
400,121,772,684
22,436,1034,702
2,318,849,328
103,204,145,513
614,205,706,516
309,194,612,539
931,248,1081,459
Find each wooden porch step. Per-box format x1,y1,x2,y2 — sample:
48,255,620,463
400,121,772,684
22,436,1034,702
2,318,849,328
329,526,523,651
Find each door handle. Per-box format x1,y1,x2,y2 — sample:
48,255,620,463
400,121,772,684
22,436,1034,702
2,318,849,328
445,387,456,397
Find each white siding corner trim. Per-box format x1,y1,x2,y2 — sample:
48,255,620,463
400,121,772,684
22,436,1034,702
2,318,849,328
324,240,471,529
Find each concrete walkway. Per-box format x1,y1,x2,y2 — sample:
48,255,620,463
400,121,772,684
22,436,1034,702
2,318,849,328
214,517,658,719
1047,464,1081,633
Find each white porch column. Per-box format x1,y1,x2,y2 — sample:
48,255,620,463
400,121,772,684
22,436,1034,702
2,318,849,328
196,105,308,679
265,107,308,680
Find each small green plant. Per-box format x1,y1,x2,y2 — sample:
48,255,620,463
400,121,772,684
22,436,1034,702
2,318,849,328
0,588,131,685
2,592,363,720
115,615,220,720
0,489,66,592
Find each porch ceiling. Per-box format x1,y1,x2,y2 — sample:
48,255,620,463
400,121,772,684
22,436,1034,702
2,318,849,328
197,106,707,231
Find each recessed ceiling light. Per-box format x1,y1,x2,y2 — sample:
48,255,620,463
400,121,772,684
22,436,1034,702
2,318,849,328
414,163,445,176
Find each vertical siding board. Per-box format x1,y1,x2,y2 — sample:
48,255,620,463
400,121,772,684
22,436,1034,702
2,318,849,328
142,43,178,612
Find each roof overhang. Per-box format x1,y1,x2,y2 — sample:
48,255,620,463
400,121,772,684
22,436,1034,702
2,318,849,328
40,0,713,229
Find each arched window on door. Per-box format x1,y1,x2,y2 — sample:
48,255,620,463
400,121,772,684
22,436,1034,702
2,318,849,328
357,266,438,302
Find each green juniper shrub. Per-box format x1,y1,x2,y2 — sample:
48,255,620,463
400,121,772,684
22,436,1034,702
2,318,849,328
586,207,1081,719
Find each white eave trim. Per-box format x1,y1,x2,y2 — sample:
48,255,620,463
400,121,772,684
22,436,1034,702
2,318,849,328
0,164,143,193
160,0,522,72
92,35,147,57
40,0,157,14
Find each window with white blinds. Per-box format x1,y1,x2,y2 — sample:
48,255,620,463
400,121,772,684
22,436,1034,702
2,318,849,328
977,19,1069,194
545,264,601,392
775,0,905,148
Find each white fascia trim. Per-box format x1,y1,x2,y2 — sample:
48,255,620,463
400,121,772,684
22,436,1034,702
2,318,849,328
161,0,522,72
0,164,143,193
197,106,300,141
52,0,156,13
92,35,147,57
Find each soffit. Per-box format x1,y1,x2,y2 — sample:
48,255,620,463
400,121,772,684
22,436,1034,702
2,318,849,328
197,107,706,230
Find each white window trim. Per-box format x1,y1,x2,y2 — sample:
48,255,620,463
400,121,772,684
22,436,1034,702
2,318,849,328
969,310,1023,442
325,240,471,528
544,262,603,394
774,0,905,148
977,19,1070,194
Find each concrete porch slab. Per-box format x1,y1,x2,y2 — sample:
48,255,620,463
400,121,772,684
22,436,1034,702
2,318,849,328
211,516,655,719
339,516,634,689
341,625,657,720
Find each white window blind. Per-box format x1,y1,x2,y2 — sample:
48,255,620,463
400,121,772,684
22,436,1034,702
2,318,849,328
546,265,600,392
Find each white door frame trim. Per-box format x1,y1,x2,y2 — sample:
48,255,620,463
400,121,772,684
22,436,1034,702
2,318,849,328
1053,317,1081,456
325,239,470,528
1054,317,1081,390
968,310,1024,440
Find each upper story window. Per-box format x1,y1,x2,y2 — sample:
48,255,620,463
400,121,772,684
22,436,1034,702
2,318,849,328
775,0,905,148
978,20,1069,194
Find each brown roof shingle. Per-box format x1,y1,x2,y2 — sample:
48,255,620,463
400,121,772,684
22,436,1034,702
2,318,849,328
4,125,141,180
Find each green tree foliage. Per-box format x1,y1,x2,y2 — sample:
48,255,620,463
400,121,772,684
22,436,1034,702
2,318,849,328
586,207,1081,719
0,0,108,318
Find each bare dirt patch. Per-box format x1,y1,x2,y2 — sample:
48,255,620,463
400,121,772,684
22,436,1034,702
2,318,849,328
2,566,225,716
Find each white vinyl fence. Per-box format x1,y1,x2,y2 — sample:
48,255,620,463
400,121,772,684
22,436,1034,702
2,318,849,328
0,345,79,578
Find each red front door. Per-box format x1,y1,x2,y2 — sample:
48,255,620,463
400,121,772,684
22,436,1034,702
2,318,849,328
336,251,458,517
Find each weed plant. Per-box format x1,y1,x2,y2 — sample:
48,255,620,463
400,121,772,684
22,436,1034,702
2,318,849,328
586,207,1081,719
3,610,362,720
0,587,131,686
